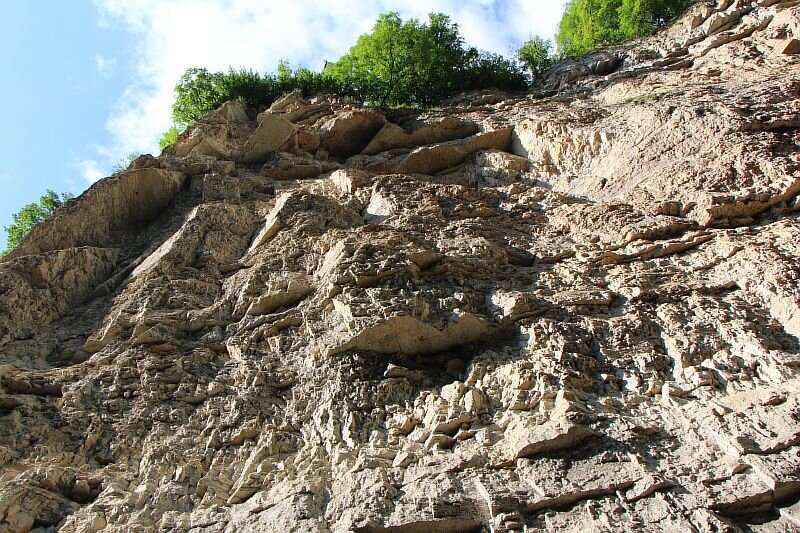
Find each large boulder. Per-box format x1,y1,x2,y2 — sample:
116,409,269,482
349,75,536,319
172,101,254,159
361,116,479,155
239,114,297,164
319,109,386,157
362,128,514,175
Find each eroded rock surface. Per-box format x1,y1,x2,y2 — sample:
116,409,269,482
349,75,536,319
1,1,800,531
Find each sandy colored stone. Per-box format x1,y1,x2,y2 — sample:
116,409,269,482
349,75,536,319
319,108,386,157
172,101,254,159
361,116,479,156
2,2,800,531
239,113,297,163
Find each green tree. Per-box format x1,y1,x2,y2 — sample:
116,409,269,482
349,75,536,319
171,67,226,127
159,125,180,151
557,0,693,56
217,67,275,108
169,12,531,127
517,36,555,78
462,49,528,91
327,12,415,107
276,61,340,97
171,67,276,128
619,0,693,39
557,0,623,56
326,12,523,107
408,13,468,105
4,190,74,253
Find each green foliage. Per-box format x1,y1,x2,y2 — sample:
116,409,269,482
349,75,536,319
217,67,275,108
170,64,339,130
557,0,623,56
3,190,74,254
112,153,141,174
462,50,528,91
171,67,277,128
557,0,692,56
171,68,225,127
517,36,555,78
408,13,472,105
276,61,343,97
327,12,526,107
159,125,181,151
326,12,420,107
619,0,694,39
169,11,530,128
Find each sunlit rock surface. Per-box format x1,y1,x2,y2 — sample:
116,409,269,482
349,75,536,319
1,1,800,531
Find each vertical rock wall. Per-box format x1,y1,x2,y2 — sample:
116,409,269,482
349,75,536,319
1,1,800,531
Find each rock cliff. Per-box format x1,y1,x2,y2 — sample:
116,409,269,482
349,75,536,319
2,1,800,531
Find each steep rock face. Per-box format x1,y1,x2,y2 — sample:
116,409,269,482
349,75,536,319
1,1,800,531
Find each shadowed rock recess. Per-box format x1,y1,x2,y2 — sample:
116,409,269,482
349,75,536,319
2,1,800,531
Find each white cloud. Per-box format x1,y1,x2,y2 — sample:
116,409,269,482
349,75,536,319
91,0,564,159
76,159,106,184
94,53,117,79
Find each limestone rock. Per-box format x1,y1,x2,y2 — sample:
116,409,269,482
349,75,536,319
239,113,297,164
2,1,800,531
319,108,386,157
362,128,514,175
3,168,185,259
172,101,254,159
259,152,340,180
361,116,479,155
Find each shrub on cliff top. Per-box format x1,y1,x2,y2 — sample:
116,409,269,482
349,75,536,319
171,67,275,128
325,12,528,106
325,12,486,107
166,11,529,134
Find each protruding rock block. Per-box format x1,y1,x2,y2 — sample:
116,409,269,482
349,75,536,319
365,129,513,176
361,116,479,156
172,100,253,159
268,91,333,123
3,168,185,260
245,275,312,316
328,313,492,356
260,153,339,180
240,114,297,164
320,109,387,157
518,457,644,512
504,415,598,460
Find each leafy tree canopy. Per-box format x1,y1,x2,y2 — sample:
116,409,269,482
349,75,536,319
166,11,529,133
517,36,555,78
326,12,473,107
171,67,274,128
557,0,693,56
3,190,73,254
159,125,180,151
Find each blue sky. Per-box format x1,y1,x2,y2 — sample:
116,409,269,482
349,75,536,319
0,0,565,240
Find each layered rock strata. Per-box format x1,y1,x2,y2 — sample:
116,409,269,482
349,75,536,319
1,1,800,531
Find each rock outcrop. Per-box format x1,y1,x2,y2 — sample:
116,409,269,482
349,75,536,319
1,1,800,531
